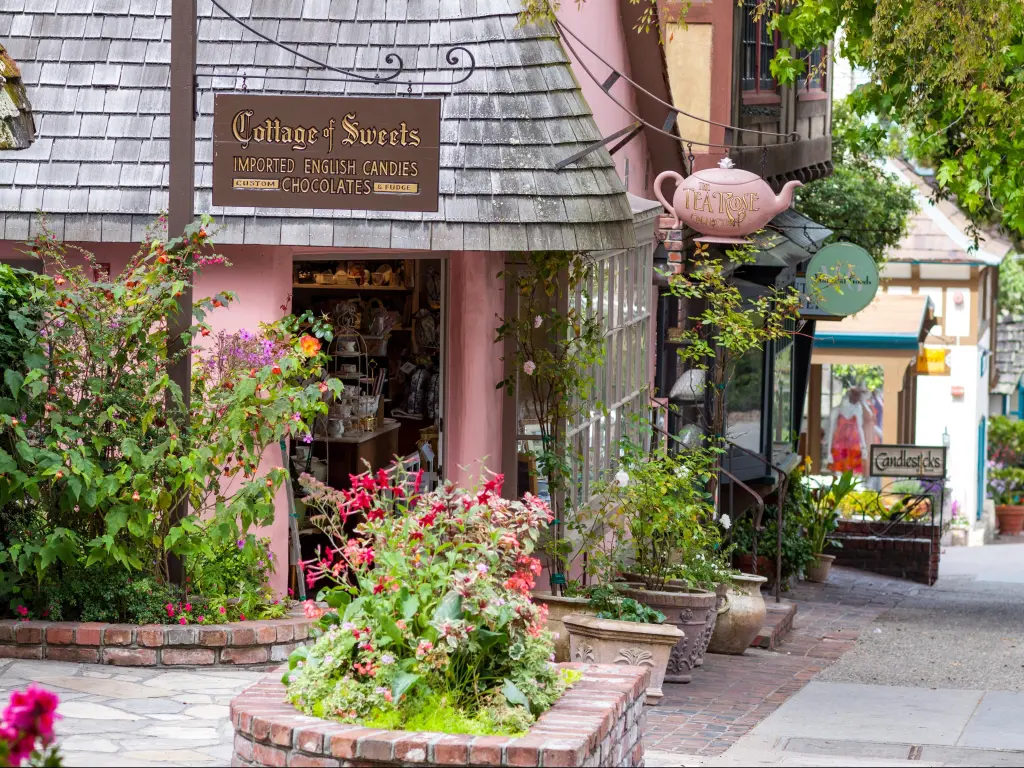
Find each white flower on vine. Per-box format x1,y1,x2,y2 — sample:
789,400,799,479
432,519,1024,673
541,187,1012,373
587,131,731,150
719,513,732,530
674,465,690,478
534,315,543,328
614,470,630,488
523,360,536,375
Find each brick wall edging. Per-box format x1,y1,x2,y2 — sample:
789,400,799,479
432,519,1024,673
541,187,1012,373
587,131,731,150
230,663,651,767
0,616,314,667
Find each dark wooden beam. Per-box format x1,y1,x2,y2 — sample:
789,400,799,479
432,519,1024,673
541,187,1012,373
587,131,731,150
168,0,197,584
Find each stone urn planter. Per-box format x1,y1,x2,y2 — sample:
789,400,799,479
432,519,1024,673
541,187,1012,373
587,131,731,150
563,613,682,705
706,573,767,655
805,553,836,583
532,593,595,662
996,505,1024,536
619,586,716,684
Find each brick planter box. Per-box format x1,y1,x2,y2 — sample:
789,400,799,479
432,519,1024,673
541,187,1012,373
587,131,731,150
230,663,650,767
828,519,942,585
0,616,314,667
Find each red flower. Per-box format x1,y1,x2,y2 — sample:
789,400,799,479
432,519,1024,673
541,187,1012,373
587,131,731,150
413,468,424,493
484,474,505,494
376,468,390,489
272,364,282,375
15,605,27,617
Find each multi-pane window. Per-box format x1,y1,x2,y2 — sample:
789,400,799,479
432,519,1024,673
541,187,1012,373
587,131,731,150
741,0,776,93
510,240,653,507
797,46,826,92
565,242,653,506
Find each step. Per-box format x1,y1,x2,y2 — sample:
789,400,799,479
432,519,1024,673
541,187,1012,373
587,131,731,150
752,600,798,650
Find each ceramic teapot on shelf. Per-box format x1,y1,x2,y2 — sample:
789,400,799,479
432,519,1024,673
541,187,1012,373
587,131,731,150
653,157,802,244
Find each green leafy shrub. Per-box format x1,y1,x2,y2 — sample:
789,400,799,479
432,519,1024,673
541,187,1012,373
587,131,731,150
585,585,665,624
0,217,341,618
286,471,572,736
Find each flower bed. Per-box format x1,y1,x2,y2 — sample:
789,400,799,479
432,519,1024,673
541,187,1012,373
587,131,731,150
231,663,649,767
0,615,313,667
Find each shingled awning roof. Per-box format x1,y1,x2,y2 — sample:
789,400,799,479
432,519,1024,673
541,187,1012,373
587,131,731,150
995,311,1024,396
0,0,634,251
0,44,35,150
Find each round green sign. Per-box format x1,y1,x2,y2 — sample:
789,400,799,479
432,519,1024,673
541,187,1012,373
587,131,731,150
805,242,880,316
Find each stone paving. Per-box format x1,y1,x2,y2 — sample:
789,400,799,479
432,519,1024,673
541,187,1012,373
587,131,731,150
0,566,946,767
646,567,919,761
0,657,266,767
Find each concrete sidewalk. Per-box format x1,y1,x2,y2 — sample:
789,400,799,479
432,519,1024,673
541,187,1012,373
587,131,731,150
670,540,1024,767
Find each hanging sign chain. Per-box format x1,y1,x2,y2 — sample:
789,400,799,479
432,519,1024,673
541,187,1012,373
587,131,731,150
687,143,696,177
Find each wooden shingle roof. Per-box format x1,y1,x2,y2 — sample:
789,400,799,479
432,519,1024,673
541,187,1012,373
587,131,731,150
0,43,35,150
0,0,634,251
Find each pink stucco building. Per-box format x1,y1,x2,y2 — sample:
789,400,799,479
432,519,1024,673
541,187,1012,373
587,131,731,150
0,0,661,595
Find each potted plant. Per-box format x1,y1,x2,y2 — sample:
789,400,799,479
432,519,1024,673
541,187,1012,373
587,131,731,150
562,586,682,705
804,471,857,582
989,466,1024,535
598,445,720,684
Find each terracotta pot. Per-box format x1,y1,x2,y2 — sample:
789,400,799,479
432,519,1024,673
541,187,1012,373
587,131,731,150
805,553,836,583
563,613,683,705
532,593,595,663
996,505,1024,536
620,587,716,684
707,574,767,655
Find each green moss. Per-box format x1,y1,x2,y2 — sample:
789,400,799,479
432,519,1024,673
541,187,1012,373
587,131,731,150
361,695,528,738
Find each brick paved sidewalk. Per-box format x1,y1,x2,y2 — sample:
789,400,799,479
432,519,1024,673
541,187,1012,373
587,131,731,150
645,567,919,758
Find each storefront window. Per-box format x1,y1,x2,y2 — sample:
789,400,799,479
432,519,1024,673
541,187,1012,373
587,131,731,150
819,364,885,478
726,346,764,454
772,335,795,460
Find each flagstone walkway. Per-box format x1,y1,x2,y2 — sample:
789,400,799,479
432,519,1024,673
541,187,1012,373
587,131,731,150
0,658,266,767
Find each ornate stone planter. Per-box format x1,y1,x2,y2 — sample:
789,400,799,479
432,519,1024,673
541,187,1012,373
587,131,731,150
231,663,650,767
996,505,1024,536
562,613,682,705
619,586,716,684
707,573,767,655
805,554,836,583
531,593,595,663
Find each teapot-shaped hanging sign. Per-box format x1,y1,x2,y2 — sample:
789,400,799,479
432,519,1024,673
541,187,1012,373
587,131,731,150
653,157,802,244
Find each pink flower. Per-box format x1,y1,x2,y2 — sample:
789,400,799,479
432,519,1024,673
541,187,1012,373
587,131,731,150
218,606,227,615
15,605,27,617
183,603,192,613
178,617,187,625
302,600,325,620
239,613,246,621
236,538,246,550
522,360,536,376
198,616,206,623
2,684,60,748
534,315,543,328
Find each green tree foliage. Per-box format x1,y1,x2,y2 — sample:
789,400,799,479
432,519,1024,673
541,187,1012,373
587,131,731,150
795,102,917,263
522,1,1024,239
999,254,1024,316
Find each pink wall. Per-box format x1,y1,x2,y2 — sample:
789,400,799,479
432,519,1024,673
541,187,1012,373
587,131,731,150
557,0,652,198
1,239,295,595
444,251,506,487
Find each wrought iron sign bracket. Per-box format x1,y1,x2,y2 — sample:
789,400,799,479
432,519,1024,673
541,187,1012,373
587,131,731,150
554,120,643,171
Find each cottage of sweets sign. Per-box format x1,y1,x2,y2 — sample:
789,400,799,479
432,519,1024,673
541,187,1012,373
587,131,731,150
213,94,441,213
868,444,946,478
